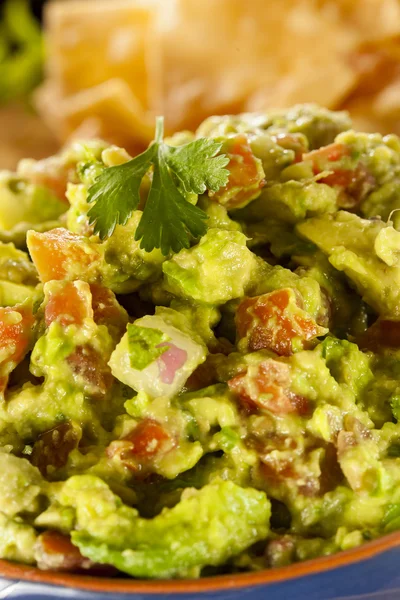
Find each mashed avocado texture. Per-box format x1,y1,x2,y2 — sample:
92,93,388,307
1,105,400,578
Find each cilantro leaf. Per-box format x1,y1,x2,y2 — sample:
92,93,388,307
87,144,156,239
165,139,230,194
135,157,208,255
127,324,170,371
86,116,229,254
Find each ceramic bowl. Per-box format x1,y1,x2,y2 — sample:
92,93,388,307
1,532,400,600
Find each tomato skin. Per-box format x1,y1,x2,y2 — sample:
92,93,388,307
210,134,265,209
236,288,324,356
27,228,100,283
31,421,81,476
42,281,116,396
124,419,172,459
107,419,175,473
0,304,34,377
228,360,310,416
35,531,94,571
304,142,350,166
44,281,127,337
44,281,93,327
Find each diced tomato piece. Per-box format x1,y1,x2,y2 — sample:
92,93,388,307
31,421,81,476
27,228,101,283
304,142,350,167
67,345,113,397
210,134,265,209
236,288,325,356
303,143,374,207
107,419,175,473
44,281,93,327
228,359,310,416
123,419,173,459
90,284,128,338
35,531,94,571
0,304,34,376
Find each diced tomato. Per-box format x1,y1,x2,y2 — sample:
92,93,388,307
228,359,310,416
303,143,374,207
67,345,113,397
0,304,34,376
124,419,173,459
90,284,128,338
31,421,81,476
210,134,265,209
236,288,325,356
44,281,93,327
27,228,101,283
304,142,350,167
357,319,400,352
35,531,94,571
107,419,175,473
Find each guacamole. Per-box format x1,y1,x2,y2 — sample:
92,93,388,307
2,104,400,578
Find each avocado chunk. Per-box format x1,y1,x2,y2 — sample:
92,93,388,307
59,476,270,578
241,180,337,225
197,104,351,150
0,172,66,231
297,211,400,317
163,229,259,305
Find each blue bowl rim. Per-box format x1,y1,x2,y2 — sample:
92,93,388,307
1,530,400,594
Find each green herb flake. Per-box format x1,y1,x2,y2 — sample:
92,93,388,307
127,324,170,371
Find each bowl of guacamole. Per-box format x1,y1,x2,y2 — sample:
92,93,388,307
2,104,400,598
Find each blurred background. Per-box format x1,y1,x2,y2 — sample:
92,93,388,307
1,0,400,170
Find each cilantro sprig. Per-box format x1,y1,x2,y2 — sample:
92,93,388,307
87,117,230,255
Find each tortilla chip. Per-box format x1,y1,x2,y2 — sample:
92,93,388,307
36,78,154,152
44,0,160,112
156,0,359,132
35,0,400,146
324,0,400,43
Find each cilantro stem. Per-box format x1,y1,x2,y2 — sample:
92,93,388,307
155,116,164,144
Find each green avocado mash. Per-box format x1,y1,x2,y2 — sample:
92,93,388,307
2,104,400,579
